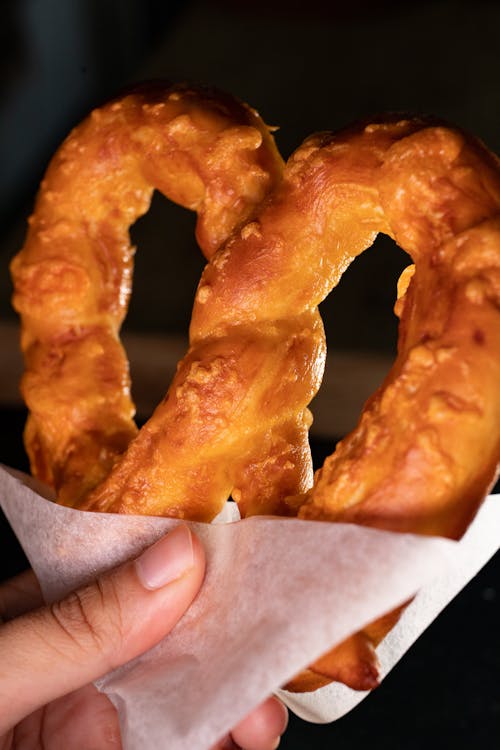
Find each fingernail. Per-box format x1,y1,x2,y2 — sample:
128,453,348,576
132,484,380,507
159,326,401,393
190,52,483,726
135,525,195,590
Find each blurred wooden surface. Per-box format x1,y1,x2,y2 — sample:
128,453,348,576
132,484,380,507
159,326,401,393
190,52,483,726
0,319,391,439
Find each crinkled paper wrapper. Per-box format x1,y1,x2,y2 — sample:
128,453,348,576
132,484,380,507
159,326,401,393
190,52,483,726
0,464,498,749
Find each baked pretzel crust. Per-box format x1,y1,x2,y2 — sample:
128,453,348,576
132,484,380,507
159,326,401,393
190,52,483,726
12,92,500,692
11,83,292,511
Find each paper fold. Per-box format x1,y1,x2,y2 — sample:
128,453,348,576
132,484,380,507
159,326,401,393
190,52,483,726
1,464,498,750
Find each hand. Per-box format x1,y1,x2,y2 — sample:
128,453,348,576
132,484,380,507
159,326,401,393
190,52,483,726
0,526,288,749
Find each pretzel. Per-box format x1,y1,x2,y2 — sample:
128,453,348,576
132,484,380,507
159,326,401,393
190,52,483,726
10,83,285,509
12,90,500,693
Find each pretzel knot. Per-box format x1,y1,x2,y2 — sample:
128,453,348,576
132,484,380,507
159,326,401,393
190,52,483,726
11,85,500,693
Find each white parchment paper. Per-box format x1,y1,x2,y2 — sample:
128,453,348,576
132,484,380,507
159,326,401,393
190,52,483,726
0,464,498,749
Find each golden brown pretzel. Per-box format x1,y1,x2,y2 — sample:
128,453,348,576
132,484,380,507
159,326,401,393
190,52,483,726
198,115,500,534
10,83,287,510
12,89,500,692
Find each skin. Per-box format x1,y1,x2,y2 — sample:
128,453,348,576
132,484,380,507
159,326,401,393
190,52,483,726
0,529,288,750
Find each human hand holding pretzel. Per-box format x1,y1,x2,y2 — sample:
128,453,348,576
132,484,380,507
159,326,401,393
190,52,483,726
11,84,500,693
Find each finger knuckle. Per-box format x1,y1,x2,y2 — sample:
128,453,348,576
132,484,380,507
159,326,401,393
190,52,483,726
49,576,125,660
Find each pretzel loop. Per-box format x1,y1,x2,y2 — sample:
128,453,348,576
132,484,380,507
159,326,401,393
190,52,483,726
11,84,286,507
192,117,500,689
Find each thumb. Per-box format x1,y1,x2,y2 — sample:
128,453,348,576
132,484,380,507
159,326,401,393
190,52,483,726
0,524,205,732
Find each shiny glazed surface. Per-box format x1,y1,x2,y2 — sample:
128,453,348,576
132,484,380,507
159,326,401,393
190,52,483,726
11,88,500,692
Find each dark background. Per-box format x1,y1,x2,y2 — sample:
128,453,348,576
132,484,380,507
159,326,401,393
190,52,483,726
0,1,499,747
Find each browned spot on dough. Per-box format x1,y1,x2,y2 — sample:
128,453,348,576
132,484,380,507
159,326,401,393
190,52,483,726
473,328,485,345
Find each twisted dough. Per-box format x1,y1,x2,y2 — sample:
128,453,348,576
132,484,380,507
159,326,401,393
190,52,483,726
11,83,289,510
190,116,500,689
12,90,500,692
